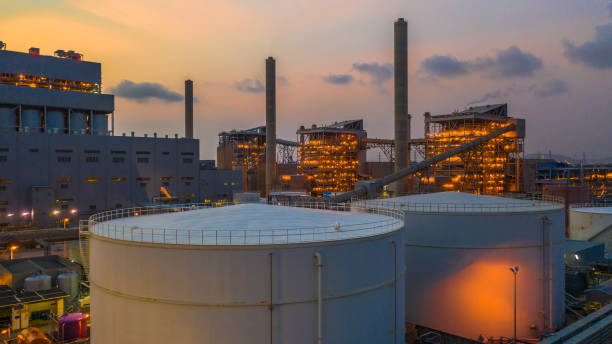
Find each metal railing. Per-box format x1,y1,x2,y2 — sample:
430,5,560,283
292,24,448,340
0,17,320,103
354,194,564,214
81,202,404,246
570,201,612,209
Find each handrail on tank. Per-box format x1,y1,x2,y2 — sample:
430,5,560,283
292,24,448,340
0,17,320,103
354,193,564,213
84,202,404,246
570,201,612,209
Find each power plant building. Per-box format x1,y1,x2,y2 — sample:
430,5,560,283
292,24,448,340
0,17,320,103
422,104,525,195
297,120,366,197
0,46,238,228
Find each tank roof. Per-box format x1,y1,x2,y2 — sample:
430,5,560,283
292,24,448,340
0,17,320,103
90,203,402,245
571,206,612,214
359,192,562,213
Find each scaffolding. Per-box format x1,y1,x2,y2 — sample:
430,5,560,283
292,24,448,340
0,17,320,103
423,104,524,195
297,120,366,197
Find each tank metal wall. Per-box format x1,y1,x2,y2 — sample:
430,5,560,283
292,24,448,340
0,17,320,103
21,108,42,132
69,111,87,134
92,114,108,135
402,210,564,340
46,109,66,133
569,209,612,253
89,230,405,344
0,106,16,131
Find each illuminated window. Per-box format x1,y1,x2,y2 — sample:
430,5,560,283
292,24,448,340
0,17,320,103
111,177,126,182
85,178,100,182
56,178,72,183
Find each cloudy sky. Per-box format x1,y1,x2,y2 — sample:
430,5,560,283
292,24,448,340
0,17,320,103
2,0,611,160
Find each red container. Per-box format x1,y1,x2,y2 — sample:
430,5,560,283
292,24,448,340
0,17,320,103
58,313,88,341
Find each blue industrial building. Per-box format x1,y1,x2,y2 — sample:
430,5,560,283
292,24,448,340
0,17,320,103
0,45,241,228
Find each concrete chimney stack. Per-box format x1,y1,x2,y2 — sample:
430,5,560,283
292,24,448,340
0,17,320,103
265,57,276,196
394,18,410,193
185,80,193,139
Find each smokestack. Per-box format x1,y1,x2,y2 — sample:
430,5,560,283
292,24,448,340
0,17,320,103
185,79,193,139
394,18,409,193
265,57,276,196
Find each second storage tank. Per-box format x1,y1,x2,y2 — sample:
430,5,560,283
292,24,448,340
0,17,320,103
360,192,565,341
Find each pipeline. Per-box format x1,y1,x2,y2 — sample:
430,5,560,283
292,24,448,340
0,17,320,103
330,123,517,202
314,252,323,344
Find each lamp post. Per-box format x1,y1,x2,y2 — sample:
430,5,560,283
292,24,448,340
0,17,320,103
509,266,519,344
9,245,18,260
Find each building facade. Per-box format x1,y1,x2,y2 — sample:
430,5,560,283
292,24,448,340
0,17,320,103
0,46,237,228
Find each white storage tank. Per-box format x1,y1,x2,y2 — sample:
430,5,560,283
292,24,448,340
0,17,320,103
21,108,42,132
569,205,612,253
0,106,16,131
58,271,80,299
359,192,565,341
24,274,52,292
86,203,405,344
46,109,66,134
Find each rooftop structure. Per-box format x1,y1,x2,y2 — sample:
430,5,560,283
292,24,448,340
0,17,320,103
423,103,525,195
0,47,113,135
297,119,367,197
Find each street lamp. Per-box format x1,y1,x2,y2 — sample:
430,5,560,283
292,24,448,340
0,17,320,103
509,266,519,344
9,245,18,260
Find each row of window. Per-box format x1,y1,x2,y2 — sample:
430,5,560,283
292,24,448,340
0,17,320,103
54,156,192,164
0,148,194,154
0,177,195,184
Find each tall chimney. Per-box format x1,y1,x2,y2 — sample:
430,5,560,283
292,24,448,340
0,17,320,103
265,57,276,196
185,79,193,139
394,18,409,193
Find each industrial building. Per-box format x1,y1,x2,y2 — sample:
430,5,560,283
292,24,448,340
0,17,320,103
0,255,81,331
0,46,241,228
85,202,405,343
359,192,566,341
421,104,525,195
534,160,612,200
297,120,367,197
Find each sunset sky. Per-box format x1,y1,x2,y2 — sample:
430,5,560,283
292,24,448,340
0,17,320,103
2,0,611,160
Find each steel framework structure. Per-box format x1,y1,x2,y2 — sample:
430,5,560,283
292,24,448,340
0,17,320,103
297,120,366,197
423,104,524,195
